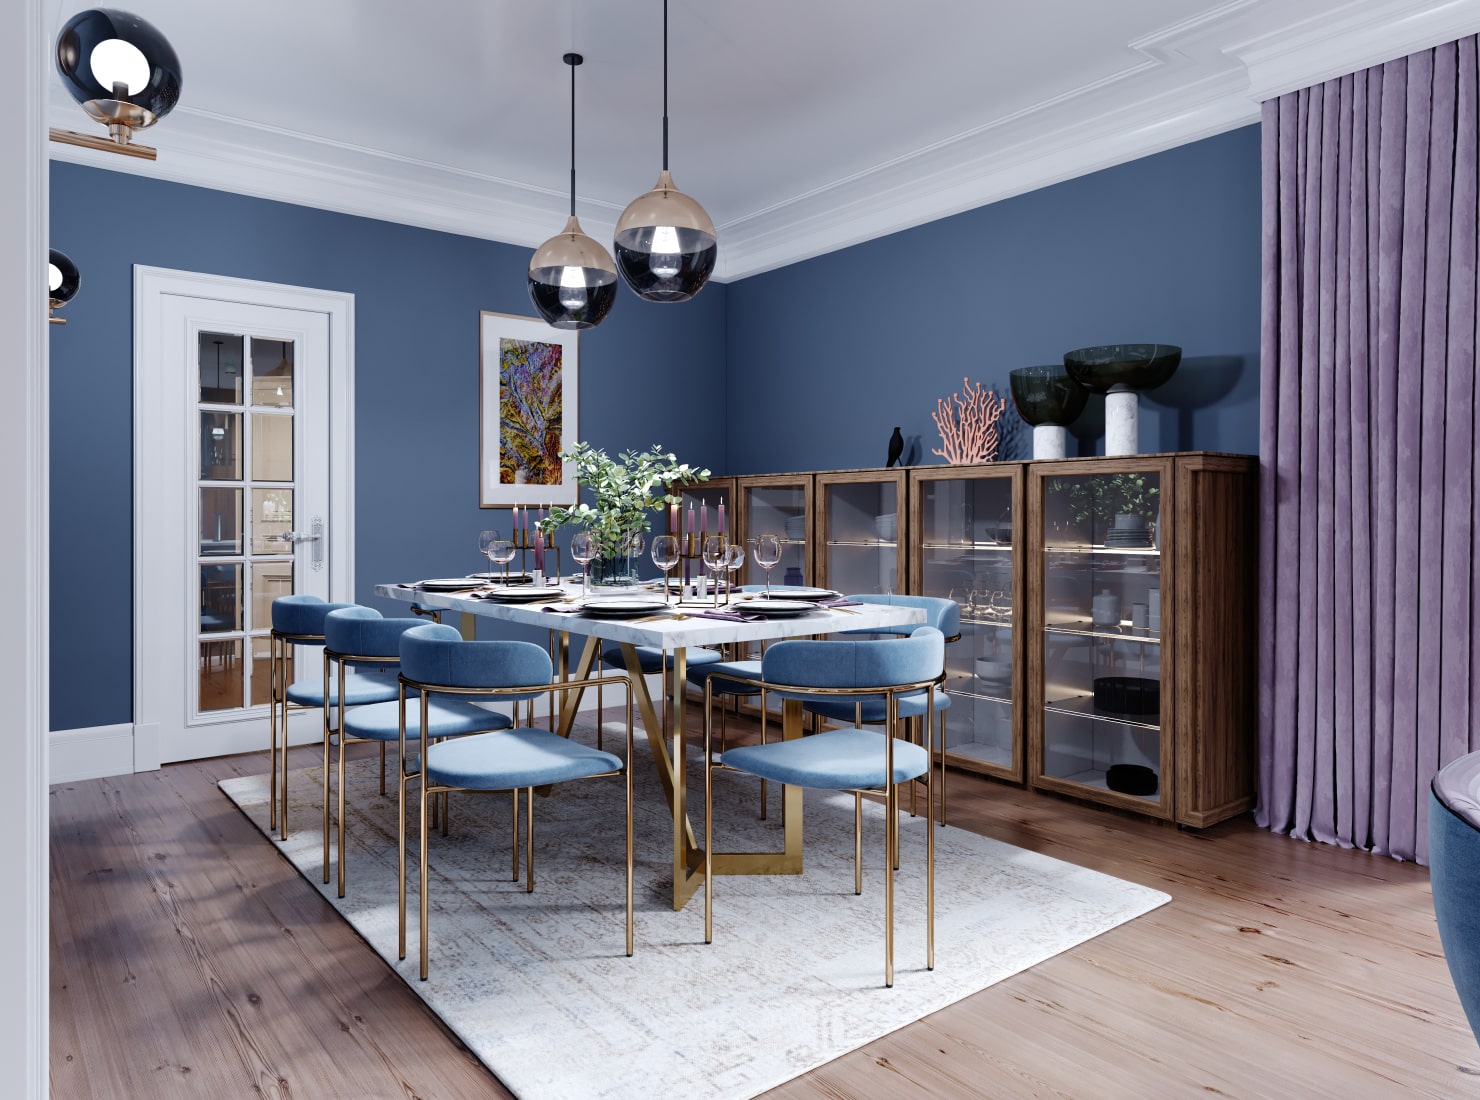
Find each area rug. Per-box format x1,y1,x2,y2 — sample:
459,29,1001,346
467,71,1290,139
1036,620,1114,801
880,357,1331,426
220,728,1169,1100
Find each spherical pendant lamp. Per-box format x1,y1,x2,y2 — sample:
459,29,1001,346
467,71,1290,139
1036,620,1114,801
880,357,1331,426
48,249,81,325
55,8,182,149
528,54,618,330
613,0,716,303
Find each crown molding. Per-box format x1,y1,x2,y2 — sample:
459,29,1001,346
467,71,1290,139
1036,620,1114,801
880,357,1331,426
47,0,1480,283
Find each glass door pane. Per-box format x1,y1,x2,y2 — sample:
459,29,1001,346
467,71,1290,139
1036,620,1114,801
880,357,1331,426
195,328,297,717
741,483,809,588
818,475,900,595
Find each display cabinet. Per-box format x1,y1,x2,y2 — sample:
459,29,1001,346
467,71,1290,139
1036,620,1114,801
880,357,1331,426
665,476,735,587
908,463,1024,782
734,473,814,589
815,468,907,596
1026,453,1256,826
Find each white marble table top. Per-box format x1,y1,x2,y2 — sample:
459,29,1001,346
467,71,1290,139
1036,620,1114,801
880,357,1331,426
374,581,926,647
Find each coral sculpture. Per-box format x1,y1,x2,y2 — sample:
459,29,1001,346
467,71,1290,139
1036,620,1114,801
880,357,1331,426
932,377,1008,464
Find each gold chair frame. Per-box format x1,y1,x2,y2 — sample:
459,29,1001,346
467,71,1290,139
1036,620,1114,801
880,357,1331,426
701,670,941,987
394,672,637,980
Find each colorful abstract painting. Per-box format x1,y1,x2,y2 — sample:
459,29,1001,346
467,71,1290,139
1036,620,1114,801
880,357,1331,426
498,337,563,485
479,312,578,507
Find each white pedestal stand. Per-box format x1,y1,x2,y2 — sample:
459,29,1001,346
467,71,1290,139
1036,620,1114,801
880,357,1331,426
1105,387,1139,455
1032,424,1070,459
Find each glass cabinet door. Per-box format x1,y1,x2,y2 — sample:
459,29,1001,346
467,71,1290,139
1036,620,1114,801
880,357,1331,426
736,475,813,589
911,465,1022,782
816,470,905,596
1033,461,1170,815
665,476,734,589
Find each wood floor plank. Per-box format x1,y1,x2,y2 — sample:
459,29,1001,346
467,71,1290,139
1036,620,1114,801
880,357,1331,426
50,728,1480,1099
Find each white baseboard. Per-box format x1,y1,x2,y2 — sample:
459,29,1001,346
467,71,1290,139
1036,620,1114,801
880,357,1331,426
49,724,136,784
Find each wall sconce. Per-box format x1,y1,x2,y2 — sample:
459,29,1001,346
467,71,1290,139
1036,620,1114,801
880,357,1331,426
50,8,182,161
48,250,81,325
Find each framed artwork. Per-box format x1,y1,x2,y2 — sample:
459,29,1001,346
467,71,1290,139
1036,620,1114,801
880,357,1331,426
479,310,579,507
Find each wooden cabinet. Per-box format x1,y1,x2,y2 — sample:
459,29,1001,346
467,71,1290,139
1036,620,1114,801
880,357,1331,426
734,473,814,589
908,463,1025,783
814,468,907,596
1025,453,1257,826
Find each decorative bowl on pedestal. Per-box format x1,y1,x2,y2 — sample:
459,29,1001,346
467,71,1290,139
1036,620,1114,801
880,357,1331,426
1009,366,1088,459
1062,344,1181,456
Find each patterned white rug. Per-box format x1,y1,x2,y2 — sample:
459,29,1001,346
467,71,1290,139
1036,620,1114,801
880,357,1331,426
220,728,1168,1100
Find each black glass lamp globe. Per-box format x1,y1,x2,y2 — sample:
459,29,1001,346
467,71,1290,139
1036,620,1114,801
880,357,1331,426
613,172,717,302
1010,366,1088,426
529,216,619,330
48,250,81,310
56,8,182,145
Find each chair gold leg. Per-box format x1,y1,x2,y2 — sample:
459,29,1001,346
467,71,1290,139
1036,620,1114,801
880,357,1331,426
927,699,936,971
441,790,450,838
885,781,896,988
379,742,387,796
269,635,279,833
525,787,535,893
854,792,863,895
704,682,714,945
625,699,635,957
321,651,332,882
397,768,408,960
511,789,520,882
939,709,948,828
419,783,431,981
336,662,348,898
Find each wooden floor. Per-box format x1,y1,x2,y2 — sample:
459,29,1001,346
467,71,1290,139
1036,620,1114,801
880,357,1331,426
50,724,1480,1099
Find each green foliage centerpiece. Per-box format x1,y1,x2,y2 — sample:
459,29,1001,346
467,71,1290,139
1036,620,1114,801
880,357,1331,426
539,443,709,584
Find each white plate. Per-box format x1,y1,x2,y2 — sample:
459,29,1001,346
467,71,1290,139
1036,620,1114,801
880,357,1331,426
759,586,837,601
481,585,551,601
581,598,670,618
419,578,482,590
743,598,816,617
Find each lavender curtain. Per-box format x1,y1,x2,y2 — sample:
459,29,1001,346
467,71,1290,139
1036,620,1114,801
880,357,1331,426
1258,36,1480,864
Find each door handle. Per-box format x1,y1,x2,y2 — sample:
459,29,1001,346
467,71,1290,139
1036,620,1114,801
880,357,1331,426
280,531,320,543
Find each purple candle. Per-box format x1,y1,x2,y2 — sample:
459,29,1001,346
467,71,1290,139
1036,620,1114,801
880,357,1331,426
717,500,726,537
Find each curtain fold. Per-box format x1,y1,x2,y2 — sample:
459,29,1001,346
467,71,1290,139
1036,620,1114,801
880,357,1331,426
1259,36,1480,863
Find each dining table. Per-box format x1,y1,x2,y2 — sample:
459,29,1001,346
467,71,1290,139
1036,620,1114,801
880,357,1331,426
375,578,926,909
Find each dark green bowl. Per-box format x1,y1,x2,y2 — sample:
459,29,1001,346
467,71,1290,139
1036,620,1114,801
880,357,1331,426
1009,366,1088,426
1063,343,1181,393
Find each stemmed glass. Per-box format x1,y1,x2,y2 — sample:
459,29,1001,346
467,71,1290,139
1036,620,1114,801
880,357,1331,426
702,535,726,604
752,534,782,597
476,529,500,577
488,538,516,584
723,542,746,605
651,535,679,605
569,531,597,598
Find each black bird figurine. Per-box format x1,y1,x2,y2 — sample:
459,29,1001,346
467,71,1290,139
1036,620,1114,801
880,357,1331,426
886,426,904,468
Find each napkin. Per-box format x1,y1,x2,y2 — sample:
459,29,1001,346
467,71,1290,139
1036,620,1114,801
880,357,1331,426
699,609,765,623
820,598,864,607
540,604,586,614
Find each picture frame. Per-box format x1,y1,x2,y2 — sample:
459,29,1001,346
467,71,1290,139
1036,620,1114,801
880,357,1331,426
479,310,580,507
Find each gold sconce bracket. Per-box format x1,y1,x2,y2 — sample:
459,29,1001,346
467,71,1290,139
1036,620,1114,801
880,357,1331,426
49,127,157,161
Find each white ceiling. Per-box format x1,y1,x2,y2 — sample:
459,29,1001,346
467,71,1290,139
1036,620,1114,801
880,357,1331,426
45,0,1480,280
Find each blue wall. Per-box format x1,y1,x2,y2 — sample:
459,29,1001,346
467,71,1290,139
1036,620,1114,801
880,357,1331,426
48,124,1261,731
723,124,1262,473
49,162,728,731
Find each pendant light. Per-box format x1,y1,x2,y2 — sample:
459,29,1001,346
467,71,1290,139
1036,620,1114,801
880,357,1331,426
52,8,182,161
528,53,618,330
48,249,81,325
612,0,716,302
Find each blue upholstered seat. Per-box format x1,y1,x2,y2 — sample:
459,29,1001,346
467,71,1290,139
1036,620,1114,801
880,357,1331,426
344,697,510,742
839,593,961,639
427,728,621,789
1430,751,1480,1041
602,643,722,674
271,593,358,639
722,727,927,789
686,658,763,696
285,673,400,707
397,623,634,978
704,626,943,987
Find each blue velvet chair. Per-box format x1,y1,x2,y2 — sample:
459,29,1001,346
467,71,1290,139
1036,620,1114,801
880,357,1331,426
1429,751,1480,1042
599,640,721,745
702,625,944,987
269,595,399,840
325,606,513,898
827,594,961,826
397,623,634,979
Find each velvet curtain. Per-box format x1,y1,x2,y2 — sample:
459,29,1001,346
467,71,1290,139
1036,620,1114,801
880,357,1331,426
1258,36,1480,863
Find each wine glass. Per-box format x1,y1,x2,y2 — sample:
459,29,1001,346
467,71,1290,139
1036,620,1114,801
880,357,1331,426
702,535,726,602
570,531,597,598
723,542,746,605
752,534,782,597
650,535,679,605
488,538,516,584
476,529,500,577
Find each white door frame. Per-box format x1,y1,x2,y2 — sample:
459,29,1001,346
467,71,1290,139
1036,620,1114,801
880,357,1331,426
133,266,355,770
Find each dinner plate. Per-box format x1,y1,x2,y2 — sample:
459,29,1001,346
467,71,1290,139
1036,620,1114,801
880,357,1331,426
760,586,838,601
742,598,815,617
419,578,483,590
481,585,551,601
580,598,670,618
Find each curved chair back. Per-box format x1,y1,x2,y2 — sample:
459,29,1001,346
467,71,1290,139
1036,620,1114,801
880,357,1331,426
271,594,357,642
400,622,553,702
762,626,944,702
1430,751,1480,1041
324,605,423,666
842,594,960,641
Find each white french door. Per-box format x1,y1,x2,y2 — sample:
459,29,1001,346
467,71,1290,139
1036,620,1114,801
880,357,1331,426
134,268,354,767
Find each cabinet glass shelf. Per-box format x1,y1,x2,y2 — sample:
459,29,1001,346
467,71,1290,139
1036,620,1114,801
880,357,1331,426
1044,623,1162,644
1045,546,1160,556
1043,693,1161,730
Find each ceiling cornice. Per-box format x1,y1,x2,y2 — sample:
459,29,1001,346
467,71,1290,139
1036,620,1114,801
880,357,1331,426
47,0,1480,283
